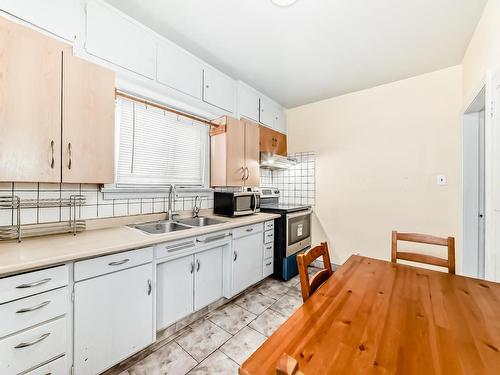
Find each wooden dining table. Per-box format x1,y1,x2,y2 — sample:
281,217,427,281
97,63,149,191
239,255,500,374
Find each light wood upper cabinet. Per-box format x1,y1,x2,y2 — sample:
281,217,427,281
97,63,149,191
260,125,287,156
210,116,260,187
243,119,260,187
63,53,115,184
0,16,64,182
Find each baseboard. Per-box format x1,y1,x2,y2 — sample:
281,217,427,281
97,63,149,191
311,259,340,271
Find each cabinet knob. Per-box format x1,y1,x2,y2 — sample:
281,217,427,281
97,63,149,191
205,84,209,88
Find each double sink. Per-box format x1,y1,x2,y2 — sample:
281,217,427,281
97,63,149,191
130,216,226,234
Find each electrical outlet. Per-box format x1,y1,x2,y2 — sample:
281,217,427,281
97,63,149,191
437,175,447,185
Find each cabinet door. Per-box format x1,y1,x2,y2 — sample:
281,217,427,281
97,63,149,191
0,16,63,182
63,53,115,183
238,85,260,122
203,67,235,113
226,118,246,186
259,97,276,128
74,263,154,375
275,132,288,157
0,0,75,41
156,255,194,330
157,42,202,99
194,246,223,310
244,119,260,187
275,107,287,134
86,1,156,78
232,233,263,294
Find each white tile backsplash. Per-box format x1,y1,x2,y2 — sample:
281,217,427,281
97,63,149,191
260,152,316,206
0,182,215,227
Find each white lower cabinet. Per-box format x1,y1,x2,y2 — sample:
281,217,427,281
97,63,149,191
194,247,223,310
157,245,224,329
0,317,67,375
73,262,154,375
156,254,194,330
232,229,264,295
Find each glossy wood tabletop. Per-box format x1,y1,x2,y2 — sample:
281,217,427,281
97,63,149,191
239,255,500,375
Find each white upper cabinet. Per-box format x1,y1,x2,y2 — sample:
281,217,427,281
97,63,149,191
0,0,75,41
275,107,287,133
85,1,156,79
259,96,277,128
203,67,236,113
238,83,261,122
157,41,203,99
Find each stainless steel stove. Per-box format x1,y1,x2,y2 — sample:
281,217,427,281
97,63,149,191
256,187,312,280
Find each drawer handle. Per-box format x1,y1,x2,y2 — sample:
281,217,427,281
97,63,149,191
246,228,254,232
147,279,152,296
196,234,230,243
233,251,238,261
14,332,50,349
166,241,195,252
16,300,51,314
190,262,194,274
16,278,52,289
108,259,130,266
266,262,272,266
196,259,201,272
266,245,273,250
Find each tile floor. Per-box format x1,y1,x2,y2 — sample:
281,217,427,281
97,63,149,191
106,268,320,375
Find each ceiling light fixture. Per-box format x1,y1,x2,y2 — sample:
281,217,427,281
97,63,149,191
271,0,298,7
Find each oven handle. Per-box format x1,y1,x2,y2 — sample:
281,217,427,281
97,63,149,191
286,209,313,220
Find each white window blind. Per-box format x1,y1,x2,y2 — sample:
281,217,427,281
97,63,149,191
116,97,209,187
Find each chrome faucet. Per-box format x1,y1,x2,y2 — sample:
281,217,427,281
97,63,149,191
167,185,178,221
193,195,201,217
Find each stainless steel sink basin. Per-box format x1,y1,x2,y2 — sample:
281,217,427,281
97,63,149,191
176,217,226,227
131,221,192,234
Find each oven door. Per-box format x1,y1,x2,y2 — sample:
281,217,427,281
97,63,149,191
286,209,312,256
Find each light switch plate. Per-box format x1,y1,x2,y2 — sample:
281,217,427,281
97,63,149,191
437,175,447,185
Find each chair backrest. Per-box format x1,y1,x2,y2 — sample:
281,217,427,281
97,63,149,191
391,231,455,274
276,353,305,375
297,242,333,302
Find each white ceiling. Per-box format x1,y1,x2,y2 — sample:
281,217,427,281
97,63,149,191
104,0,486,108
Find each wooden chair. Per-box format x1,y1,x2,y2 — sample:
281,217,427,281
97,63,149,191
391,231,456,274
297,242,333,302
276,353,305,375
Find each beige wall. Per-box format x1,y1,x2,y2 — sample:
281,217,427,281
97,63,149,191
287,66,463,269
462,0,500,104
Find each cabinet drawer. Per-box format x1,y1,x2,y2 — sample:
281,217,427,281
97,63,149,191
0,287,68,338
264,230,274,244
232,223,263,239
264,242,274,260
74,247,153,281
0,265,69,304
0,317,66,375
264,220,274,231
25,355,66,375
263,258,274,278
156,238,196,260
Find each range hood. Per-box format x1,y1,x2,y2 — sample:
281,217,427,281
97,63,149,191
260,152,297,170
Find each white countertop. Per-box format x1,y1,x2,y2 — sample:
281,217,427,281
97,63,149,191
0,213,280,277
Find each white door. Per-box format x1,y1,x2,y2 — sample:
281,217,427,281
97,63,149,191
203,67,235,113
194,246,223,310
157,42,203,99
490,70,500,281
156,255,194,329
74,263,154,375
275,107,287,134
232,233,263,294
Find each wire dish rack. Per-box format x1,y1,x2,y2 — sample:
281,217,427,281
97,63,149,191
0,195,86,242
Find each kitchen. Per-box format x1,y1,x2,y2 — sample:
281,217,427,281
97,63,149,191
1,1,500,374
